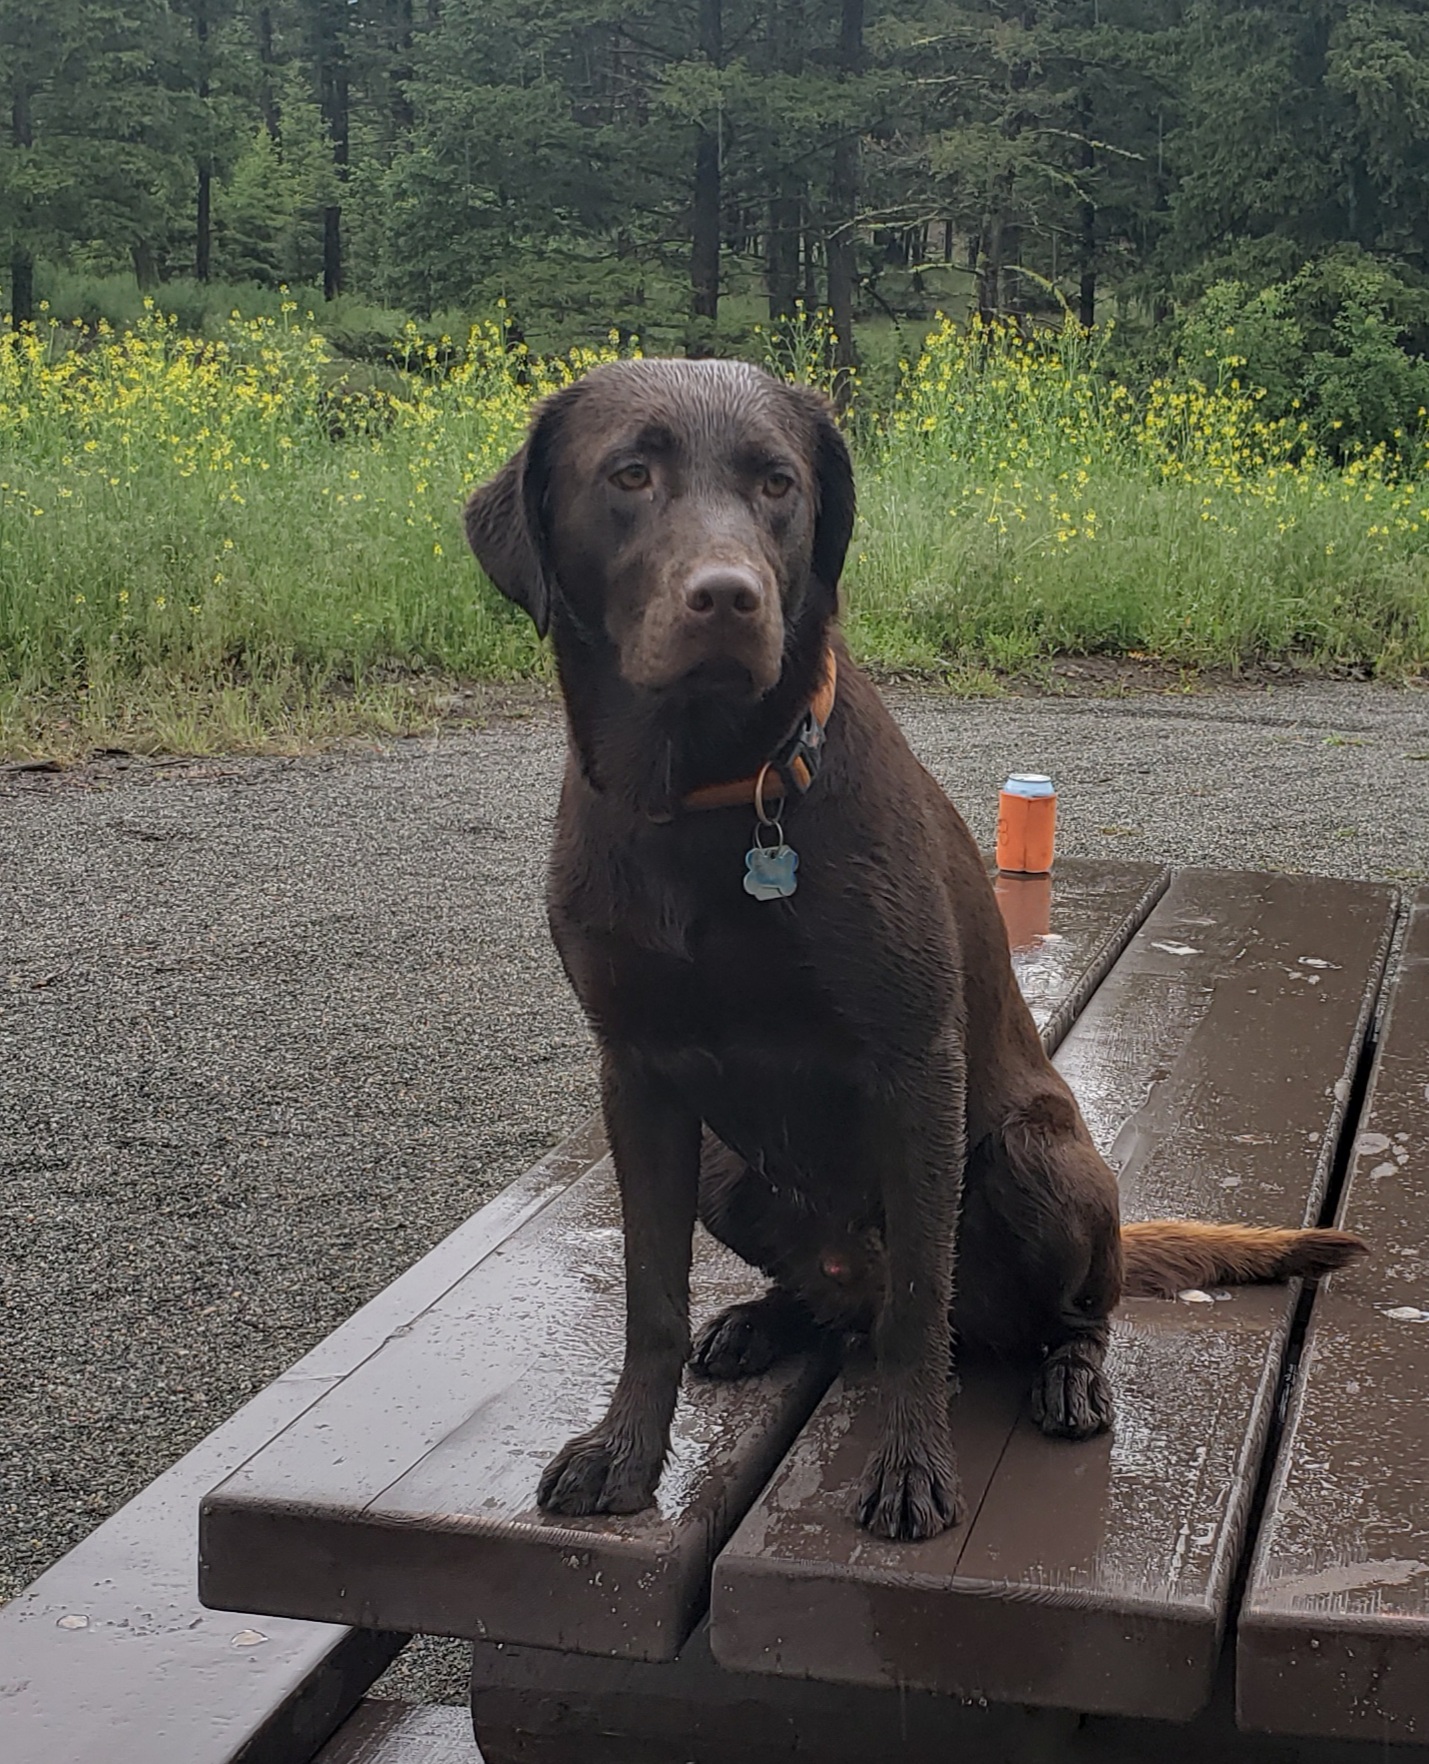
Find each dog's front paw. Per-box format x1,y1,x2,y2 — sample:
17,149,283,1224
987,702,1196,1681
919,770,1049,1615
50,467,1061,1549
537,1429,661,1516
856,1438,964,1541
1031,1351,1115,1440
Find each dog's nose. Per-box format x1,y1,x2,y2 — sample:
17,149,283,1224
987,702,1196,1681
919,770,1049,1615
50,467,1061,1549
683,565,763,619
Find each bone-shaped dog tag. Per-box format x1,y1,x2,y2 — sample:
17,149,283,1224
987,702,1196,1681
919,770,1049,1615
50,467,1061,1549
744,843,799,901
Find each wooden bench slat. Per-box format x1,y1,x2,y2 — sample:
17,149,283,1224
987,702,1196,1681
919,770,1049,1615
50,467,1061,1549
0,1122,603,1764
0,1381,402,1764
469,1615,1065,1764
197,859,1166,1666
1238,887,1429,1744
313,1700,480,1763
993,860,1169,1048
468,1620,1429,1764
711,871,1397,1721
201,1153,833,1661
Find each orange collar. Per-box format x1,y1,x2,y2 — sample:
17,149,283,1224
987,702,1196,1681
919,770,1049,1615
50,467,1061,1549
679,649,837,814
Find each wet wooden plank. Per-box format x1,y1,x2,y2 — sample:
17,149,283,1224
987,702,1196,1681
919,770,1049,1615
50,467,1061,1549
469,1619,1429,1764
201,1155,834,1662
469,1616,1057,1764
0,1122,602,1764
1238,887,1429,1745
991,860,1169,1047
712,871,1396,1721
314,1700,480,1763
199,860,1165,1665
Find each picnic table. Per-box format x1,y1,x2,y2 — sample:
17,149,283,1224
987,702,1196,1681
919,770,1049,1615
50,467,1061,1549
5,861,1428,1764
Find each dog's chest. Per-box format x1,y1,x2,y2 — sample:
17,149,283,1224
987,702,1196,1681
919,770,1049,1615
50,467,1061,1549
597,910,850,1047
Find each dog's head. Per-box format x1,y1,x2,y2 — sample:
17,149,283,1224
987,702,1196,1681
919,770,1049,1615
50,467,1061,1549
463,359,854,699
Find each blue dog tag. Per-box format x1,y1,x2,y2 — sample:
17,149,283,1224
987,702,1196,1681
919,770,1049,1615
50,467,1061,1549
744,843,799,901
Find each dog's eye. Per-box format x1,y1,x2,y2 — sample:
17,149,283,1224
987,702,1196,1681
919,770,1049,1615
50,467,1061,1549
762,471,794,500
610,463,650,492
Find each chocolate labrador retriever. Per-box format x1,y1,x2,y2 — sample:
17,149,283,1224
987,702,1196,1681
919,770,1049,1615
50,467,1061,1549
464,358,1364,1541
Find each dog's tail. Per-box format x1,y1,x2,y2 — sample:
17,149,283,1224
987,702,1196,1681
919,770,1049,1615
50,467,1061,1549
1120,1220,1367,1299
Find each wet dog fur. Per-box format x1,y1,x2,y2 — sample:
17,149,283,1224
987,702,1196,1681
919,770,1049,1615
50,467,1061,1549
463,358,1366,1541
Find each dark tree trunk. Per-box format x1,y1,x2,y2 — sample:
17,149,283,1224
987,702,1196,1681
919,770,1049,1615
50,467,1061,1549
691,132,720,328
196,0,211,281
826,190,861,357
316,3,350,300
1001,220,1022,318
801,220,819,310
132,242,159,289
197,162,212,280
826,0,864,404
689,0,722,340
1078,212,1095,329
323,206,342,300
976,213,1003,322
765,0,802,325
10,248,34,327
767,194,800,321
983,4,1035,326
259,6,278,138
329,64,349,298
390,0,415,136
10,84,33,326
1078,104,1095,329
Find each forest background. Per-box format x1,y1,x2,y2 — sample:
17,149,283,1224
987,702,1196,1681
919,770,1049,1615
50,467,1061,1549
4,0,1429,754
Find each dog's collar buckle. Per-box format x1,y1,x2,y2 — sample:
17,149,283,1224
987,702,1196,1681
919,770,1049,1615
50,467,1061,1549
775,700,828,799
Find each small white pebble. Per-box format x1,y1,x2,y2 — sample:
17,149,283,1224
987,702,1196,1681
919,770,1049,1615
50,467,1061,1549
1152,942,1199,956
1298,957,1332,968
1384,1307,1429,1323
1178,1289,1215,1304
56,1614,89,1630
230,1629,267,1648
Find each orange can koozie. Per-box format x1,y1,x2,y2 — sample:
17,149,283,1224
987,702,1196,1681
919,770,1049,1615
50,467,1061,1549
996,773,1057,874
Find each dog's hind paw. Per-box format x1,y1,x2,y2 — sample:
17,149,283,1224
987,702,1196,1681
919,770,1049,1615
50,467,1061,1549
690,1303,783,1379
537,1429,661,1517
691,1292,818,1380
1031,1350,1115,1440
856,1439,965,1541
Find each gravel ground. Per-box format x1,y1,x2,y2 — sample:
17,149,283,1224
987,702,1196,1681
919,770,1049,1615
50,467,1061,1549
3,676,1428,1704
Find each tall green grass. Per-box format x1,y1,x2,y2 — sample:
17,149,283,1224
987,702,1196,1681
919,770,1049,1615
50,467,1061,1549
842,318,1429,675
2,305,1426,758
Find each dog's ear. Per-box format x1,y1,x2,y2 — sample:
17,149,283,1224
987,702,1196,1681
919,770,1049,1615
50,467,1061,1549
462,387,577,637
785,383,856,594
463,446,547,635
